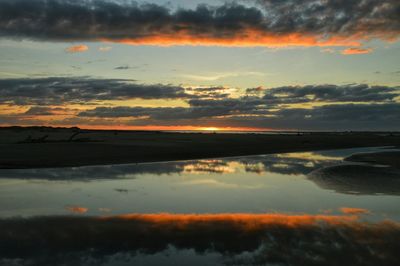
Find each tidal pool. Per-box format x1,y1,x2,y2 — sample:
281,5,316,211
0,147,399,266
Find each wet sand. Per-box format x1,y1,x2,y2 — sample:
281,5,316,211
1,127,400,169
309,164,400,195
345,151,400,169
308,150,400,195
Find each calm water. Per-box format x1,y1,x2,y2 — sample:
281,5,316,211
0,147,399,265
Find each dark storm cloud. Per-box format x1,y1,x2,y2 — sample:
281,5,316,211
188,84,400,109
0,214,399,266
274,103,400,122
78,106,233,119
0,77,192,105
113,102,399,131
24,106,55,116
78,97,268,119
0,0,398,45
4,79,396,107
256,0,400,34
1,78,399,130
263,84,400,104
23,106,73,115
77,83,400,130
223,103,400,130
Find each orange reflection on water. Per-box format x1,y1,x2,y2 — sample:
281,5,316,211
2,212,400,265
102,213,362,230
340,207,370,215
65,205,89,214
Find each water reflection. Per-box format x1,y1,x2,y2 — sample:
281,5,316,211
0,147,398,217
0,213,399,266
0,148,346,180
0,148,399,265
0,147,398,197
0,163,184,180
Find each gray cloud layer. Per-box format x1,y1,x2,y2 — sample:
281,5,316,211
1,77,399,130
0,0,398,44
77,103,400,130
3,77,395,106
263,84,400,104
76,83,400,130
0,77,191,105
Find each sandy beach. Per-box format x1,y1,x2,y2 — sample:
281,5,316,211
1,127,399,169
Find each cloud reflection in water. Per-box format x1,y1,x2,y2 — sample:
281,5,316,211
0,213,399,266
0,148,398,196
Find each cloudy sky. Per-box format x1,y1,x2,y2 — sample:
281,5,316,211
0,0,399,131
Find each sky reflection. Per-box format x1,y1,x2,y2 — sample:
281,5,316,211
0,147,399,265
0,147,398,219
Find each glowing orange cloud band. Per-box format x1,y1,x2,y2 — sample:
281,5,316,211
102,31,367,48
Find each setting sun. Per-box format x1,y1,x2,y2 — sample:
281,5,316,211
199,127,220,131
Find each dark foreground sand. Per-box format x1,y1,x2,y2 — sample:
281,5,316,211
1,127,400,169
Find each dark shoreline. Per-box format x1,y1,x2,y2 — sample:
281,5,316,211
1,127,400,169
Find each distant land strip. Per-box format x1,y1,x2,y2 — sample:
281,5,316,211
0,127,400,169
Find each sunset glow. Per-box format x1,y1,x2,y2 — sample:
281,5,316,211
0,0,399,131
1,1,399,265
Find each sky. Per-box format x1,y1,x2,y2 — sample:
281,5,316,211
0,0,399,131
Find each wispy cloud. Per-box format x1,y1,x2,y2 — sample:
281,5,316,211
114,65,138,70
321,48,335,54
181,71,265,81
98,46,112,52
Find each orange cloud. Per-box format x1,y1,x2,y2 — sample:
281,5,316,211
340,207,370,215
2,212,400,266
1,0,399,49
341,47,373,55
102,31,363,48
65,45,89,53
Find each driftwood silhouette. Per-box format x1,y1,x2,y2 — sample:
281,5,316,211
68,131,81,142
17,129,103,144
20,134,49,143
